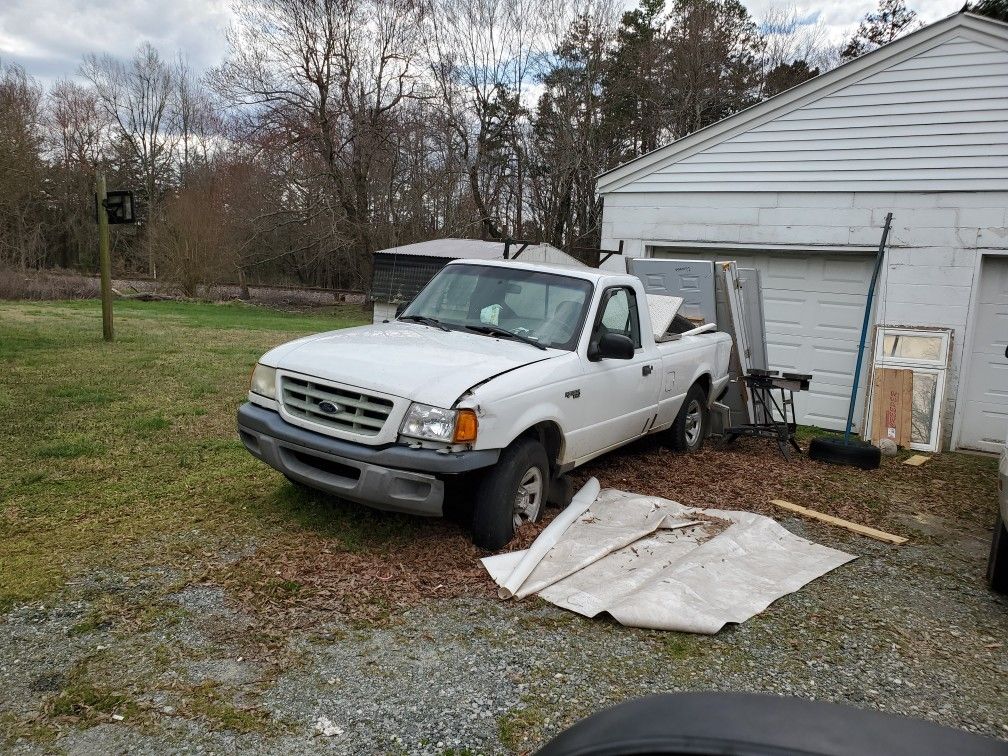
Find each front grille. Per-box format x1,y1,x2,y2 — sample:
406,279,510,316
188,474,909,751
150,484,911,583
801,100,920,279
281,375,393,436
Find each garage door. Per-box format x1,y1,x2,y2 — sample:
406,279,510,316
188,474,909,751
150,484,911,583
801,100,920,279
652,248,876,431
959,256,1008,453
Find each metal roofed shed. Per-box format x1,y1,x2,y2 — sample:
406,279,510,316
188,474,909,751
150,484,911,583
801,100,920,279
369,238,587,323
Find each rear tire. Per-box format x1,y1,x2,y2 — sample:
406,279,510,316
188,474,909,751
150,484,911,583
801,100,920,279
988,513,1008,594
670,384,708,452
472,438,548,551
808,436,881,470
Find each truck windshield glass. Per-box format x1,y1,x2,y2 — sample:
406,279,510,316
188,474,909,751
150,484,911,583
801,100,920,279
402,264,593,351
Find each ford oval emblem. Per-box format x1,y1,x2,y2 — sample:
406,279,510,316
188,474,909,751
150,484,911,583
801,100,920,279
317,400,340,414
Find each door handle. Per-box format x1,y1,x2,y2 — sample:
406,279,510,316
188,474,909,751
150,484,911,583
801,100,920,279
642,365,653,376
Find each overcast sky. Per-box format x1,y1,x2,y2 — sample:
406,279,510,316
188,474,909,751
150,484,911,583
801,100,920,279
0,0,966,87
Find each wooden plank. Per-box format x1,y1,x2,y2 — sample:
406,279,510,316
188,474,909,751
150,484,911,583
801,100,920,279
771,499,909,545
870,367,914,446
903,454,931,466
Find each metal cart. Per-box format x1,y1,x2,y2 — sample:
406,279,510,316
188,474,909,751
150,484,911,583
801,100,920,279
721,370,813,459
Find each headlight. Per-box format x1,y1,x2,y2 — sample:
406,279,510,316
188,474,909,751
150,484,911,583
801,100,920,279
400,403,477,443
249,363,277,399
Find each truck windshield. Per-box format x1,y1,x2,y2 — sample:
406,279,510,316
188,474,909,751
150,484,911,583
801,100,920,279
401,264,593,351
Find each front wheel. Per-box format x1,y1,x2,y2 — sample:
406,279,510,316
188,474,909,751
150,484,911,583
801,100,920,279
471,438,548,551
670,384,709,452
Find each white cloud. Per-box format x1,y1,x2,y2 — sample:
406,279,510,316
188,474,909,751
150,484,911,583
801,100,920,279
0,0,232,84
0,0,972,86
744,0,966,44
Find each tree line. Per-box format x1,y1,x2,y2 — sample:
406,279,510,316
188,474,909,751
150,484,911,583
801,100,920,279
0,0,952,295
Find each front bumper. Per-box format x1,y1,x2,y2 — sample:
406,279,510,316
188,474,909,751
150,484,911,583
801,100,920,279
237,403,499,516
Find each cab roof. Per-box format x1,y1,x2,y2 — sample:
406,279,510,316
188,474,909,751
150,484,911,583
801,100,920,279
446,257,623,286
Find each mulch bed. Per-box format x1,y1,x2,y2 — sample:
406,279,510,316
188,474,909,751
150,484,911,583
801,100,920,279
211,435,995,629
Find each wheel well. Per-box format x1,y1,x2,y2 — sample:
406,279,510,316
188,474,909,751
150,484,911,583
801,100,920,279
517,421,564,473
694,373,712,399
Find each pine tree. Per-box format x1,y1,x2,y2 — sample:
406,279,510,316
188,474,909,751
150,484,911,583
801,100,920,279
968,0,1008,22
841,0,922,61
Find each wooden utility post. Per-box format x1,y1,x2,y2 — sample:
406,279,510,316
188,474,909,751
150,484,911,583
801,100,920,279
96,173,114,341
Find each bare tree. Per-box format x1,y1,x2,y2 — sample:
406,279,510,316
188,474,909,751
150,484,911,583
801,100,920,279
81,42,176,277
0,63,46,269
153,179,236,297
425,0,549,239
47,80,108,267
212,0,423,288
173,57,220,187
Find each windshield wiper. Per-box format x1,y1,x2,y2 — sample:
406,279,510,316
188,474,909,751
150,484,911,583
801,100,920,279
465,324,547,350
398,314,450,332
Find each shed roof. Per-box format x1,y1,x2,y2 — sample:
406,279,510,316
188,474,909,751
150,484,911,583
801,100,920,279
373,238,587,268
596,12,1008,194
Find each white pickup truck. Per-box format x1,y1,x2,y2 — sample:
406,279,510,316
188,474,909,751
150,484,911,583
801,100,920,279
238,259,732,549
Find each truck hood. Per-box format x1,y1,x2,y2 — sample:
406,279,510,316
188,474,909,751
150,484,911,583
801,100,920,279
262,321,559,406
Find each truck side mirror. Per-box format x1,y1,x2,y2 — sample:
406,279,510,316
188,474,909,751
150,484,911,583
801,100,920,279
589,332,635,361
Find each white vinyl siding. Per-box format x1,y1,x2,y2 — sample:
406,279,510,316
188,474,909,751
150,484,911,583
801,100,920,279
618,35,1008,194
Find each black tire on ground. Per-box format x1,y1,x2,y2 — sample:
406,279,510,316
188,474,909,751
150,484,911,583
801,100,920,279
808,436,882,470
988,513,1008,594
669,383,709,452
471,438,549,551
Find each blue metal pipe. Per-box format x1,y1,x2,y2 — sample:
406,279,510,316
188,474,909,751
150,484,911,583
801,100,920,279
844,212,893,444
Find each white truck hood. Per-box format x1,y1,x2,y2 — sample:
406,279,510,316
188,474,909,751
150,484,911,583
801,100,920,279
262,321,558,406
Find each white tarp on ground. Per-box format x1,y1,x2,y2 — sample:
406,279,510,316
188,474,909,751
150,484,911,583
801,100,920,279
482,481,856,634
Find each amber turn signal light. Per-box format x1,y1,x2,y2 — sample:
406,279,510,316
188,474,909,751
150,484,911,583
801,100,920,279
453,409,478,443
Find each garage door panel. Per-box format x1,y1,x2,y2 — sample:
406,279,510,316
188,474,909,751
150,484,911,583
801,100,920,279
960,256,1008,452
818,299,866,336
760,255,874,295
763,256,810,283
960,401,1008,453
768,338,864,387
650,247,874,430
969,357,1008,402
822,257,875,287
762,293,865,341
796,389,865,431
970,303,1008,354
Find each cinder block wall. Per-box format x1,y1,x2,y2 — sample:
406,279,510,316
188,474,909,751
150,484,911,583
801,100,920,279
601,190,1008,448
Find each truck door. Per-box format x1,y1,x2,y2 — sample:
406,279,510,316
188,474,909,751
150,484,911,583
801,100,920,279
567,286,661,460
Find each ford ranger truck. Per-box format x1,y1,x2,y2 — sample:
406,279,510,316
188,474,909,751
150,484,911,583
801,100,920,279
238,259,732,549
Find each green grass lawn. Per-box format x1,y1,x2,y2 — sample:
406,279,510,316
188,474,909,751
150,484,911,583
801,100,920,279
0,298,378,610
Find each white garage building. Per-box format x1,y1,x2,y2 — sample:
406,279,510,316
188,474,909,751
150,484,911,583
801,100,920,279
597,12,1008,452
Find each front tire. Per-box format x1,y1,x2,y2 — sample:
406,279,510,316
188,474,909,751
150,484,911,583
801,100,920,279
472,438,548,551
670,384,708,452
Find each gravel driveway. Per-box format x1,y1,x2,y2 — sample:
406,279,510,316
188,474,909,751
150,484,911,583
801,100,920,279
2,478,1006,754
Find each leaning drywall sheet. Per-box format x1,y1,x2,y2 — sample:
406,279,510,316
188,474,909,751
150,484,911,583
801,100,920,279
645,293,684,341
483,483,855,634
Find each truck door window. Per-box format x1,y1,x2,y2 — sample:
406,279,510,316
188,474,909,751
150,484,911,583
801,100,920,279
597,288,641,348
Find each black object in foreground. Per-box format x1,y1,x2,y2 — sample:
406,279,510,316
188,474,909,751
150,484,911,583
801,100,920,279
808,436,882,470
535,692,1008,756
